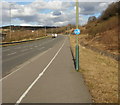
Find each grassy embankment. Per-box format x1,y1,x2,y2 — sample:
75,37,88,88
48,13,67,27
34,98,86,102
82,16,119,55
69,35,118,103
69,2,119,103
81,1,119,55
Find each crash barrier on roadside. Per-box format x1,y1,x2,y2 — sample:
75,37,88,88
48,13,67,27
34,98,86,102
80,42,120,61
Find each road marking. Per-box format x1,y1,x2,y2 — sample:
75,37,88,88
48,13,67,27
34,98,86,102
15,47,21,49
0,49,49,82
3,49,10,52
7,52,16,56
21,49,28,52
38,47,45,50
15,39,66,105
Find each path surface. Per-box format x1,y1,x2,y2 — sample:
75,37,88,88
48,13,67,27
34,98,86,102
2,35,92,104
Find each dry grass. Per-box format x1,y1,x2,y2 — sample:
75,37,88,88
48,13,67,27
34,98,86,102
69,35,118,103
84,16,118,36
3,29,46,42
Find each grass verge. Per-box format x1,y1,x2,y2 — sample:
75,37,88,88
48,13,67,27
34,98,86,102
69,35,118,103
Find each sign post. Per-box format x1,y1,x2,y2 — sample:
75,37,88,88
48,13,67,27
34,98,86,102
75,0,80,71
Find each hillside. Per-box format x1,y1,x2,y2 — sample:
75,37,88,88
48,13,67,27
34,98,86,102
80,1,120,55
69,2,119,103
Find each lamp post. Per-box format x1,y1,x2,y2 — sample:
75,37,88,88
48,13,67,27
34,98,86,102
9,3,14,40
75,0,79,71
9,3,11,40
45,26,46,36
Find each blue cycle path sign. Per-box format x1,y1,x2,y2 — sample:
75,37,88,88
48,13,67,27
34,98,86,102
74,29,80,35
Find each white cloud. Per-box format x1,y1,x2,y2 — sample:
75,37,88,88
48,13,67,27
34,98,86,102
11,6,36,17
20,23,32,26
1,0,118,26
2,0,118,2
29,0,63,10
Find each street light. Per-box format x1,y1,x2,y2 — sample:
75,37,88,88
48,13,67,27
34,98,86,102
45,26,46,36
9,3,14,40
9,3,11,39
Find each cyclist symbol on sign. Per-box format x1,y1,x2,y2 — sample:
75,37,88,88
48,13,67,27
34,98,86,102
74,29,80,35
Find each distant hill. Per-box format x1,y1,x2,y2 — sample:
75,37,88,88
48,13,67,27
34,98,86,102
2,25,59,30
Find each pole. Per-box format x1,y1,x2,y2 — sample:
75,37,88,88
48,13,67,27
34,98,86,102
9,3,11,40
45,26,46,36
75,0,79,71
37,29,38,36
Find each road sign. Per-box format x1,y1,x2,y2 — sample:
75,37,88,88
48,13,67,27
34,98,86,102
74,29,80,35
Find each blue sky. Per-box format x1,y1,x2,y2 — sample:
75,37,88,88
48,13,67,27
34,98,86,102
1,0,117,26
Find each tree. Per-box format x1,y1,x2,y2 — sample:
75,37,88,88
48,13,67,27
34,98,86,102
88,16,97,23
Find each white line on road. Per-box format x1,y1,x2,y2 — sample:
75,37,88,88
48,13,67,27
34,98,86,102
15,39,66,105
37,47,45,51
21,49,28,52
15,47,21,49
7,52,16,56
3,49,10,52
0,49,50,82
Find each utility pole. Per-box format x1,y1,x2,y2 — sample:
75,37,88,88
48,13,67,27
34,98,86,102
45,26,46,36
51,27,53,34
37,29,38,37
9,3,11,40
75,0,80,71
56,26,57,34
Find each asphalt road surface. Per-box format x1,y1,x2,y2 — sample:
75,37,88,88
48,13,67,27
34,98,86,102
2,35,92,104
2,35,63,77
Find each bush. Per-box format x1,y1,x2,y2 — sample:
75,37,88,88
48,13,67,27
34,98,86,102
100,1,120,20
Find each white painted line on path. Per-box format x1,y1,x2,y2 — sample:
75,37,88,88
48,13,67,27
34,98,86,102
15,39,66,105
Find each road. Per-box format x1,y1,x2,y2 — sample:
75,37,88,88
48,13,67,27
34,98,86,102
2,35,92,104
2,36,63,77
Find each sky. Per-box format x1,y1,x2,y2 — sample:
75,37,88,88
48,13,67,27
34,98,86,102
1,0,118,27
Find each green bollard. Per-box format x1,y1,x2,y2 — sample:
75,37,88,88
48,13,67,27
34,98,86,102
75,45,79,71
